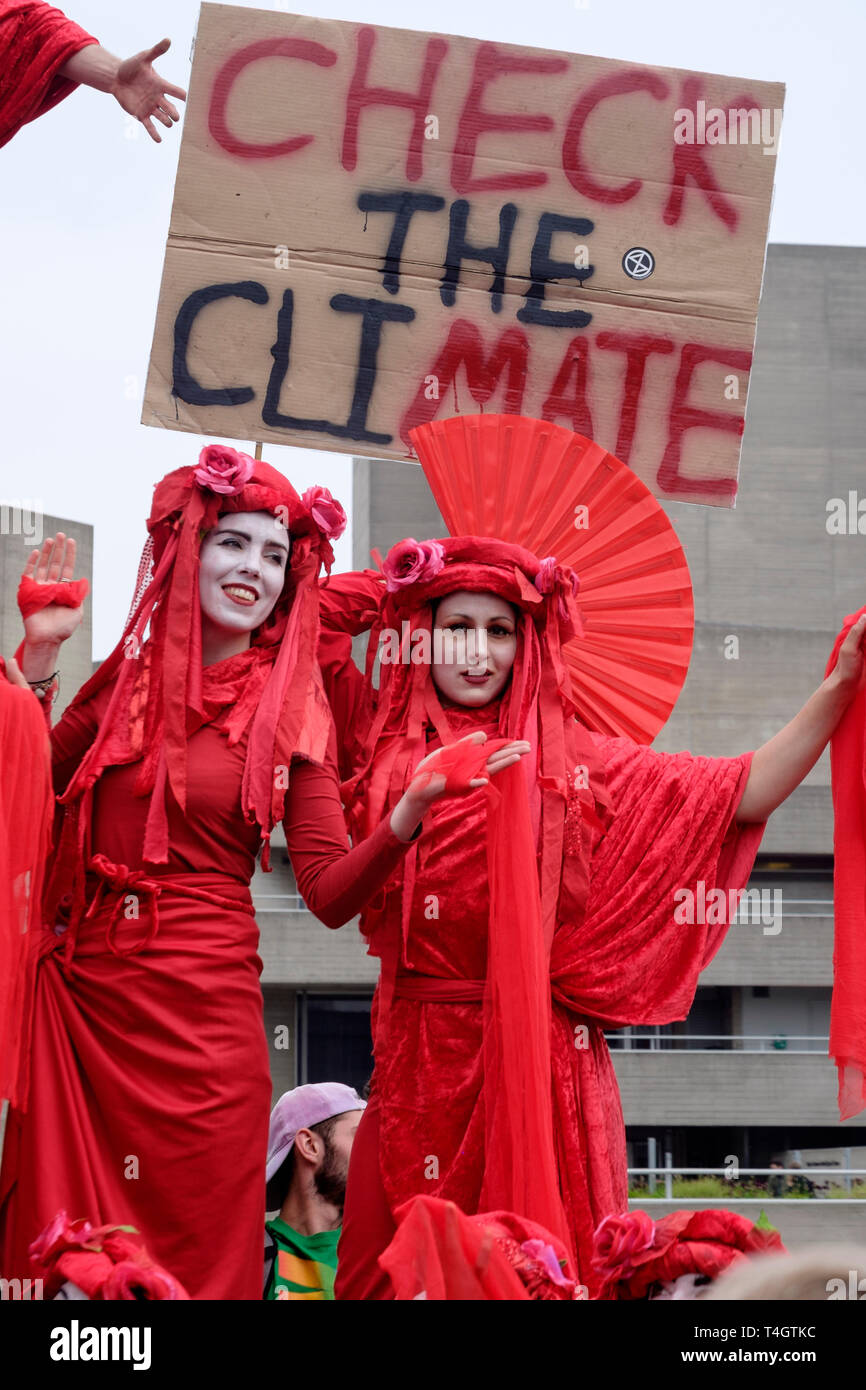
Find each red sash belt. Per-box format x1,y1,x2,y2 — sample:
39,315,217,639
46,852,255,960
393,973,485,1003
393,970,596,1027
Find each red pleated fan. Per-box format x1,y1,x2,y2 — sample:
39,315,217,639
409,414,694,744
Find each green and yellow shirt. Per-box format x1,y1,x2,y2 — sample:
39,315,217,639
265,1218,340,1301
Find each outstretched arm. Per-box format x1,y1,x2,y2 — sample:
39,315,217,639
735,614,866,822
60,36,185,142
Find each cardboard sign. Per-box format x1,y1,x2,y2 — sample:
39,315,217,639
143,3,784,506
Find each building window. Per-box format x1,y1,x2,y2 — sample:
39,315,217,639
298,993,374,1095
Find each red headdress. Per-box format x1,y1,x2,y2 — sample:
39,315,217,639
592,1208,786,1300
42,445,346,950
379,1195,584,1300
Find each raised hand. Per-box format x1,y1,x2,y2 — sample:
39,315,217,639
21,535,85,649
832,612,866,694
389,731,532,841
111,38,186,143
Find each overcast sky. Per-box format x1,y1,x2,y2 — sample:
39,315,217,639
2,0,863,658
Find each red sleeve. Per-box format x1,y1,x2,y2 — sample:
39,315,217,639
319,569,385,636
318,569,383,780
49,684,109,796
0,1,99,148
317,628,371,782
283,728,415,929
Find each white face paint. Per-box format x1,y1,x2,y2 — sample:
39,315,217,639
649,1272,713,1300
431,589,518,707
199,511,290,648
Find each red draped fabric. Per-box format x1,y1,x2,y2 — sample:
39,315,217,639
0,1,98,148
0,669,413,1298
0,673,52,1109
319,573,766,1300
379,1195,580,1301
825,604,866,1120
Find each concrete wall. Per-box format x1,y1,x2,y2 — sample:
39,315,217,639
703,890,833,987
627,1198,866,1253
612,1052,862,1129
739,987,831,1045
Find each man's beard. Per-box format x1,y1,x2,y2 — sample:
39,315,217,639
314,1143,349,1211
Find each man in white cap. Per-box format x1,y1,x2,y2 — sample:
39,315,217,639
264,1082,366,1300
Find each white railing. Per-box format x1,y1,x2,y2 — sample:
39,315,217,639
744,896,832,921
606,1031,829,1053
253,894,307,912
629,1162,866,1199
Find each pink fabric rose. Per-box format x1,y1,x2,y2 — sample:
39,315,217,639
519,1238,572,1288
592,1210,657,1279
302,485,347,541
193,444,255,496
382,538,446,592
534,556,581,627
534,555,580,599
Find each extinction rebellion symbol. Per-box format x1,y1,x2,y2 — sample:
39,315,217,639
622,247,655,279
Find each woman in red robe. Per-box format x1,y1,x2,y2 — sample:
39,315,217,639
318,432,865,1300
0,446,522,1300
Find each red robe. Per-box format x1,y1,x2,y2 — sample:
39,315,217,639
0,673,413,1299
318,588,766,1300
0,674,52,1109
0,2,98,148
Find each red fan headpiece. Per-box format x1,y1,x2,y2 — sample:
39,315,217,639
412,413,694,744
592,1208,786,1300
43,445,346,948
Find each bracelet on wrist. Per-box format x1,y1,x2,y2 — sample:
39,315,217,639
27,670,59,700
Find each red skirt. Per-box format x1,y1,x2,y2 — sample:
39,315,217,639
0,871,271,1299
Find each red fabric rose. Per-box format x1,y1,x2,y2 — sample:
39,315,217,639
302,486,347,541
592,1210,656,1280
193,445,255,496
382,538,446,592
593,1208,786,1300
101,1261,185,1300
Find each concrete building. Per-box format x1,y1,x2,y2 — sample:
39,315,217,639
0,510,93,714
255,243,866,1243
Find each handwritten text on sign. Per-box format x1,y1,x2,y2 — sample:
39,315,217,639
143,4,784,506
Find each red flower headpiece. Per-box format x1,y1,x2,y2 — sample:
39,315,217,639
377,534,583,642
592,1208,786,1300
380,1196,585,1300
29,1210,190,1300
